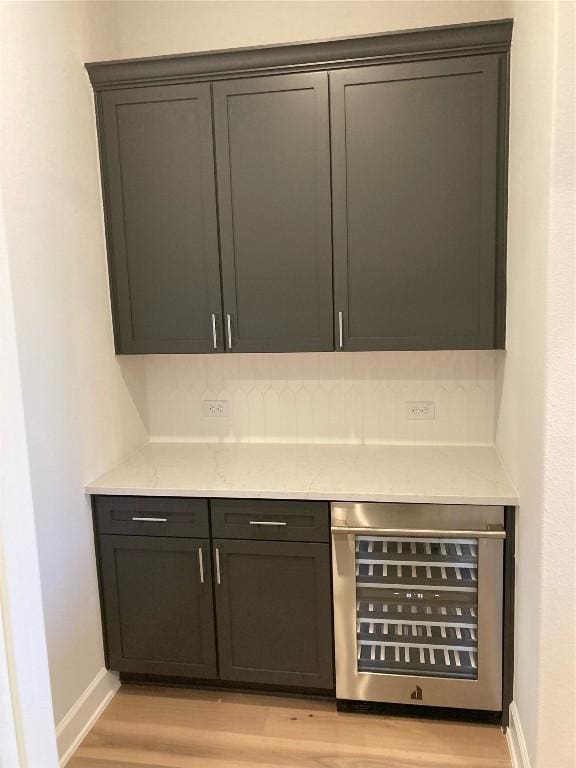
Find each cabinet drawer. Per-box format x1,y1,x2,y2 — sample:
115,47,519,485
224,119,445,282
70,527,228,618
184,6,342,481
94,496,209,538
210,499,329,542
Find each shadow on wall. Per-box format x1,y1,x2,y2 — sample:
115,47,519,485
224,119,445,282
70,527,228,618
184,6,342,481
143,349,497,382
118,355,149,429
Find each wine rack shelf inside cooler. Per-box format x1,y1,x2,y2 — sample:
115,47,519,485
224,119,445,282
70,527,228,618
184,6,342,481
355,536,479,680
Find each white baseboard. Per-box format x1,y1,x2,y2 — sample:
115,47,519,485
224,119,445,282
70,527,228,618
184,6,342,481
506,701,532,768
56,667,119,766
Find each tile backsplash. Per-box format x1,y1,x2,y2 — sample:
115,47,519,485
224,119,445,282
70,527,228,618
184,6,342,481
144,351,497,445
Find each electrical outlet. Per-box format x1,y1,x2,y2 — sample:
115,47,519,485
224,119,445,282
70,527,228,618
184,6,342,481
203,400,230,418
405,401,435,420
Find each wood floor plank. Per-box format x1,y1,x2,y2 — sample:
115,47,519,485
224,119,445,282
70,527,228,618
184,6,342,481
68,686,511,768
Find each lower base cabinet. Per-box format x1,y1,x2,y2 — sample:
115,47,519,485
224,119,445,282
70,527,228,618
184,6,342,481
99,534,217,678
214,539,333,689
94,496,334,692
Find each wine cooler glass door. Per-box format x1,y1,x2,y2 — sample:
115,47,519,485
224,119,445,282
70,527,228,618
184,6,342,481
356,536,479,680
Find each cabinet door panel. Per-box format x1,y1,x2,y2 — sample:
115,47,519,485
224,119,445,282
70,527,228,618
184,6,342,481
100,84,223,353
213,539,334,689
99,535,217,678
331,56,501,350
213,73,333,352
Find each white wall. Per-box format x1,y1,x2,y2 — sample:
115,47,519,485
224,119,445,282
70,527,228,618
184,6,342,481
0,172,59,766
114,0,511,58
0,0,148,742
496,2,575,766
145,351,498,444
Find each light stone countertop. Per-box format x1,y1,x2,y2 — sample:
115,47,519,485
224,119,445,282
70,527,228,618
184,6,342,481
86,442,518,506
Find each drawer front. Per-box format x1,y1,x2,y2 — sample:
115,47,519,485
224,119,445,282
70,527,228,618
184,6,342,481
94,496,209,538
210,499,329,542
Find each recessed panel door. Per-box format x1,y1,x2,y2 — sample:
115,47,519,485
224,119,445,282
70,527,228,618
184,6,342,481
213,538,334,689
213,73,333,352
99,535,217,678
100,84,223,353
331,56,502,350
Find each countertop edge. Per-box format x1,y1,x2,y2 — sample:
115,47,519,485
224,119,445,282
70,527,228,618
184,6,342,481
84,485,518,506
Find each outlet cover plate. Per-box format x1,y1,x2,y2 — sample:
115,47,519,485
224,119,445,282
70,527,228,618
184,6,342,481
203,400,230,418
405,401,436,420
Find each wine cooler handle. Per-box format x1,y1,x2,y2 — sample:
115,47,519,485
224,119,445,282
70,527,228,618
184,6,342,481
331,526,505,539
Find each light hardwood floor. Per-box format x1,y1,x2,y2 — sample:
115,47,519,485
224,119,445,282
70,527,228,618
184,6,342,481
69,686,511,768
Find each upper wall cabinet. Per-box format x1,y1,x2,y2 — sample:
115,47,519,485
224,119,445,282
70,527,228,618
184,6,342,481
213,73,333,352
331,56,503,350
99,83,223,353
87,20,511,353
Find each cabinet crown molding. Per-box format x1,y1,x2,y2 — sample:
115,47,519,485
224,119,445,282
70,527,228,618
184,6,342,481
85,18,513,90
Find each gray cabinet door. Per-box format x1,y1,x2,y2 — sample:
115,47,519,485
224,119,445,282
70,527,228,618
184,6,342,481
99,535,217,678
331,55,502,350
213,73,333,352
100,84,223,353
213,539,334,689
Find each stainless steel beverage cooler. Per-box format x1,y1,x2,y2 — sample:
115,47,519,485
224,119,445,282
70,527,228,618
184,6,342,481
331,503,505,711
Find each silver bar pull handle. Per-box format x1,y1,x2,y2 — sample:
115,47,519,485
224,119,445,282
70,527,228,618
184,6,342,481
249,520,287,527
131,516,167,523
226,314,233,349
331,526,505,539
338,311,343,349
215,547,221,585
198,547,204,584
211,313,218,350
